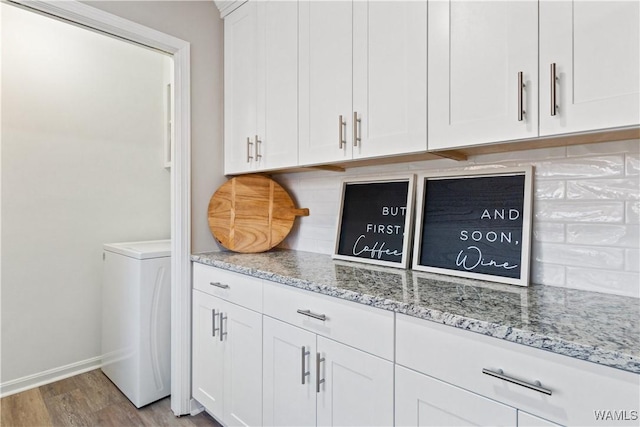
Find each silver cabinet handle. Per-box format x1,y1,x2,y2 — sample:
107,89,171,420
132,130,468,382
246,137,254,163
338,115,346,149
301,346,310,385
316,352,325,393
550,63,558,116
219,312,227,342
255,135,262,160
482,368,552,396
210,282,230,290
517,71,526,121
211,308,219,337
296,309,327,321
353,111,361,147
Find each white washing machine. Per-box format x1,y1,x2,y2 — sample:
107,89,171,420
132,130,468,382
101,240,171,408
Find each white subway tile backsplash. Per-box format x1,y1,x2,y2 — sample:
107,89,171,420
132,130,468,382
566,179,639,200
531,262,566,286
627,201,640,224
534,201,624,223
532,156,624,179
625,249,640,272
565,267,639,298
534,181,565,200
533,243,624,269
626,154,640,176
532,222,565,243
280,141,640,297
566,139,639,157
472,146,566,164
566,224,639,247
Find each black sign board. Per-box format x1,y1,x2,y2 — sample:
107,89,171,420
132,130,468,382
334,177,415,268
413,168,532,286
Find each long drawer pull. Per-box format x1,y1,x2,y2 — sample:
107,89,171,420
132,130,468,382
210,282,230,290
296,309,327,321
482,368,552,395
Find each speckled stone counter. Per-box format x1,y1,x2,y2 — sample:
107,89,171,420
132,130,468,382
192,249,640,375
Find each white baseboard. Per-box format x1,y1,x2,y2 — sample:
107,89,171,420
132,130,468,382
0,356,102,398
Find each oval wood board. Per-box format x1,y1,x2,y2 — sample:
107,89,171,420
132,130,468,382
208,175,309,253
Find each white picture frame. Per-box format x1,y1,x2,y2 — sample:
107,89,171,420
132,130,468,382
412,167,533,286
333,175,416,269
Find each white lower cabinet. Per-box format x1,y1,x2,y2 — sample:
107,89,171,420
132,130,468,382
316,336,394,427
262,316,394,427
192,289,262,426
263,316,317,427
192,264,638,427
518,411,562,427
395,365,516,427
396,313,640,427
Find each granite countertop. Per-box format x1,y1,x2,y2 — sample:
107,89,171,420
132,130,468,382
192,249,640,375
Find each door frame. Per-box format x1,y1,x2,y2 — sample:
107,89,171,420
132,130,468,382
4,0,194,416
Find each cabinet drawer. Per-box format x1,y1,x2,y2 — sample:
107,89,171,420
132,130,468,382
192,263,262,312
263,281,394,361
396,314,640,426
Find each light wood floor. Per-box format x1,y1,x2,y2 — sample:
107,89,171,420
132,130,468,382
0,369,222,427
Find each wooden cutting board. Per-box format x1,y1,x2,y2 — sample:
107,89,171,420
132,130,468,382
208,175,310,253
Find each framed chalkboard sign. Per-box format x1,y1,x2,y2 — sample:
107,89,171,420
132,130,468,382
412,167,533,286
333,175,416,268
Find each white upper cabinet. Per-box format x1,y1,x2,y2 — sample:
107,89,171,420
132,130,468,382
299,1,428,166
428,1,539,150
225,2,258,174
352,1,427,159
298,1,353,165
539,1,640,135
225,0,298,174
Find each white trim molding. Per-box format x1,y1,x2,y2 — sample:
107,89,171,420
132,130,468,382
4,0,193,416
0,356,102,398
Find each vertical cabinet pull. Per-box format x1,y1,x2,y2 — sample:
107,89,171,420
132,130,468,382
211,309,218,337
255,135,262,160
353,111,361,147
246,137,254,163
550,63,558,116
517,71,526,121
219,312,227,341
316,353,325,393
301,346,311,385
338,115,346,149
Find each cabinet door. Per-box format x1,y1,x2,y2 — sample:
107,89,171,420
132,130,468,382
222,302,263,427
316,336,393,427
224,2,259,174
428,1,538,150
298,1,353,166
352,1,427,159
395,365,517,427
518,411,563,427
539,1,639,135
257,0,299,171
263,317,317,427
192,291,225,416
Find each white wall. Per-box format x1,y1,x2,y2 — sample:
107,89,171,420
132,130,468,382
85,0,226,254
276,139,640,298
1,4,172,386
